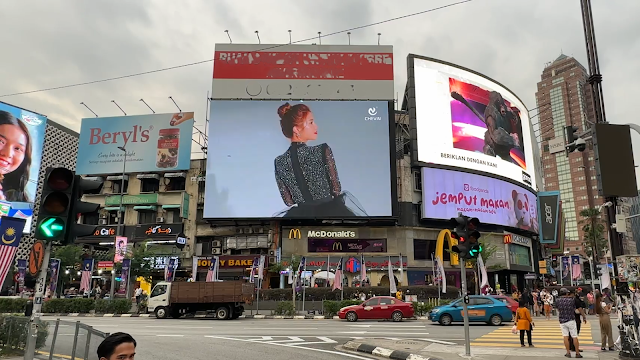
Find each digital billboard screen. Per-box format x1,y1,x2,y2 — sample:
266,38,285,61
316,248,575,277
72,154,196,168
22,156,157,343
537,191,560,244
421,167,538,233
204,100,393,218
412,57,536,190
0,102,48,233
76,113,194,175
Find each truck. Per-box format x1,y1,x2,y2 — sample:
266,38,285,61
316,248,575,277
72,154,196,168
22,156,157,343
147,281,254,320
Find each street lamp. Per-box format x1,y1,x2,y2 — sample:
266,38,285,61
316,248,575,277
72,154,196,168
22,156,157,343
109,146,127,301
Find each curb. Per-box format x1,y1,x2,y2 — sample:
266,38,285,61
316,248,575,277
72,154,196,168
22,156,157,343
343,341,441,360
4,313,430,320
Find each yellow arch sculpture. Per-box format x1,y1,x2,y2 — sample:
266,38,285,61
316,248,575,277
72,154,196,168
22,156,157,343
435,229,459,266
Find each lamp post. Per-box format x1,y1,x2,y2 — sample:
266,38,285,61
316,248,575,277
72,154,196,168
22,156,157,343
109,146,127,301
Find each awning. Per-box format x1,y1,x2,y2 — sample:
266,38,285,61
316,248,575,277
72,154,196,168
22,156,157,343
106,175,129,181
133,205,157,211
164,172,186,178
84,176,104,182
104,206,125,212
161,204,181,209
137,174,160,180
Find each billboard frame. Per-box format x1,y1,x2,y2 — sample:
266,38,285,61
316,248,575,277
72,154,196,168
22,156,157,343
405,54,536,191
537,190,561,244
203,100,398,221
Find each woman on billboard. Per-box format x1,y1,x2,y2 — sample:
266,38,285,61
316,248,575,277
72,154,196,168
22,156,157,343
273,103,366,217
0,111,32,202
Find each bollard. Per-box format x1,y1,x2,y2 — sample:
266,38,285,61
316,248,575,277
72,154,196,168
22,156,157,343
25,300,33,317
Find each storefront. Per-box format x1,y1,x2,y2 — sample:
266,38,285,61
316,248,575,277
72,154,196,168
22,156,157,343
493,232,535,293
76,225,135,244
195,255,265,282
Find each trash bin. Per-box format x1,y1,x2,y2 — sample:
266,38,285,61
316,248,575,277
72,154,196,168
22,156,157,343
25,300,33,317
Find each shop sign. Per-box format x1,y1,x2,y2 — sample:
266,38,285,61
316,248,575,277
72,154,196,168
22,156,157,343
105,193,158,206
197,255,265,269
92,226,117,237
281,256,407,271
135,223,184,238
145,256,179,270
308,239,386,253
503,233,531,246
97,261,114,270
287,228,356,239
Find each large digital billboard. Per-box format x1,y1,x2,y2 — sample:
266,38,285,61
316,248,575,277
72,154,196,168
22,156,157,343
204,100,393,218
411,56,536,190
537,191,560,244
212,44,394,100
76,113,194,175
0,102,48,233
421,167,538,233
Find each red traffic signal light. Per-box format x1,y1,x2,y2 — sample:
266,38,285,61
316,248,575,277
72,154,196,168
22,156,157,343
47,168,74,191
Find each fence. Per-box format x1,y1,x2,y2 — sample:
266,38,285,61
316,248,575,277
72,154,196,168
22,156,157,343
0,316,109,360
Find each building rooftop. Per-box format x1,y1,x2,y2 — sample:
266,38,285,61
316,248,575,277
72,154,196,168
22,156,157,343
554,53,569,63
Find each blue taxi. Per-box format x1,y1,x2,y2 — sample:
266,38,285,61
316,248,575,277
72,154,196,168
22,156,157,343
428,295,512,326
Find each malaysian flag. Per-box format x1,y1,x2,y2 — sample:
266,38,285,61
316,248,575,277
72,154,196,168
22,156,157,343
571,255,581,280
257,255,266,280
206,256,219,282
297,256,306,279
332,257,343,291
360,254,366,285
79,259,94,293
0,217,25,288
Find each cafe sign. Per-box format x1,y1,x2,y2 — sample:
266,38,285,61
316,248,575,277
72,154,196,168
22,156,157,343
135,223,184,238
92,226,117,237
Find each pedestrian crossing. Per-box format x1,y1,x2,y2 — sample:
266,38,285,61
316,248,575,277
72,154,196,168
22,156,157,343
471,320,595,349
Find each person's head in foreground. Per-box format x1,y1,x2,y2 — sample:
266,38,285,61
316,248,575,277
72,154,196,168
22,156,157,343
97,332,136,360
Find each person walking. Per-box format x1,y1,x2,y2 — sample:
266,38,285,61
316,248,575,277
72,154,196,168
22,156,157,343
587,290,595,315
544,290,554,320
596,293,615,351
569,288,588,352
556,288,582,358
516,299,534,347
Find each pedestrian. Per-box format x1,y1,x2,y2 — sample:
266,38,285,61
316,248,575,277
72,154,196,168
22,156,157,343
587,290,595,315
596,293,615,351
533,290,540,317
135,286,143,312
556,288,582,358
97,332,136,360
516,299,534,347
568,288,587,352
544,290,554,320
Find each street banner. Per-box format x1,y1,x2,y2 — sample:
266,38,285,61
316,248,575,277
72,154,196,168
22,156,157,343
388,256,397,294
119,259,131,295
165,258,177,282
80,259,94,293
48,259,60,297
17,259,26,294
114,236,128,263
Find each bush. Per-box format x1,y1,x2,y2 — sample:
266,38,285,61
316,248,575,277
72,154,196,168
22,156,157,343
323,300,361,316
0,316,49,355
95,299,132,315
261,286,458,301
273,302,295,316
411,302,434,316
41,298,132,314
0,298,27,313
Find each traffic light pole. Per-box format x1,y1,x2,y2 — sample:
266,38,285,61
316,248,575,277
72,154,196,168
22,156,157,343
32,242,52,314
460,260,471,357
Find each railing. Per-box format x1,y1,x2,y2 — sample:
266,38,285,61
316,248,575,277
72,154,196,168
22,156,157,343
0,316,109,360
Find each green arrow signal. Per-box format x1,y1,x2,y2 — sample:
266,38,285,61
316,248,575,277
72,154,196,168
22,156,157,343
39,217,65,238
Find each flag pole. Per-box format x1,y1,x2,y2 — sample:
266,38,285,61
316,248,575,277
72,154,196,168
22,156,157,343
327,255,330,287
302,262,306,313
340,258,344,301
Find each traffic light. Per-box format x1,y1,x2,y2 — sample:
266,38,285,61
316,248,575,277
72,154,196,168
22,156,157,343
596,264,607,278
35,167,74,241
565,125,586,155
67,175,103,241
450,215,481,260
583,260,591,280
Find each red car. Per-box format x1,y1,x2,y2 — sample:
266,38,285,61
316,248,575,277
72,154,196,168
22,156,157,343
491,295,519,315
338,296,414,322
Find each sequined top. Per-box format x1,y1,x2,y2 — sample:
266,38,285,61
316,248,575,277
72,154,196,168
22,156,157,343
274,142,341,206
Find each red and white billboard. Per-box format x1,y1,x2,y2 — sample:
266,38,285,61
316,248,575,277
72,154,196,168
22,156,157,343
212,44,394,100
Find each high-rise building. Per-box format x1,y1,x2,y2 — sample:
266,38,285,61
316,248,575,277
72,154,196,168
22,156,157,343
535,54,602,256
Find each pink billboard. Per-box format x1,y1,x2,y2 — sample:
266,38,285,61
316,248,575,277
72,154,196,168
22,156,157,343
421,167,538,233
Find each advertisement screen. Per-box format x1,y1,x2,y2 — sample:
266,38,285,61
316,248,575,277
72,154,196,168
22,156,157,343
76,113,194,175
412,57,536,190
0,102,48,233
421,167,538,233
204,100,393,218
537,191,560,244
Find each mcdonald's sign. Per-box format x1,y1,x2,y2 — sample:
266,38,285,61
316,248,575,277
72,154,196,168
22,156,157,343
332,241,342,251
289,229,302,239
504,234,513,244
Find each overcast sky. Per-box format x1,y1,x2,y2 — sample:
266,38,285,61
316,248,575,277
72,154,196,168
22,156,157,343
1,0,638,185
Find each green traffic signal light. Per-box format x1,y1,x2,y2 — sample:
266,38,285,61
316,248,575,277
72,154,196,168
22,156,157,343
39,217,65,238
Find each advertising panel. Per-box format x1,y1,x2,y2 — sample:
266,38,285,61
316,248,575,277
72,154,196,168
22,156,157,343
76,112,194,175
307,239,387,253
421,167,538,233
411,57,536,190
0,102,48,233
204,100,393,218
212,44,394,100
537,191,560,244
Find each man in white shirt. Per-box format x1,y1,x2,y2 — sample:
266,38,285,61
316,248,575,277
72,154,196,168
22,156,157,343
135,287,143,309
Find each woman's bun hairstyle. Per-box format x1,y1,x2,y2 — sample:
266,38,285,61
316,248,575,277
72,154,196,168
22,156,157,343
278,103,292,119
278,102,311,139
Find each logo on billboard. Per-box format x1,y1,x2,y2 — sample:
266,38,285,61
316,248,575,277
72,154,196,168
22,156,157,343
345,257,361,273
332,241,343,251
522,172,532,186
365,107,382,121
368,108,378,116
289,229,302,239
308,230,356,238
21,112,43,126
545,203,553,224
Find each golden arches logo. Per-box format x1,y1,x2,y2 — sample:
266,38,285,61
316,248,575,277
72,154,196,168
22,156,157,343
435,229,459,266
332,241,342,251
289,229,301,239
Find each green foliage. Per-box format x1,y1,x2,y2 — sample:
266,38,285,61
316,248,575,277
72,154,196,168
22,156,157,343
579,208,608,259
94,299,133,314
52,245,85,269
323,300,361,316
109,242,157,281
260,285,458,301
273,302,295,316
269,256,301,274
411,302,434,316
40,298,132,314
0,298,27,313
0,316,49,355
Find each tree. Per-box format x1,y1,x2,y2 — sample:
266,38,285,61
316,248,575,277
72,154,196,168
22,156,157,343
579,207,608,260
269,255,301,274
109,242,157,282
465,240,499,295
52,245,85,270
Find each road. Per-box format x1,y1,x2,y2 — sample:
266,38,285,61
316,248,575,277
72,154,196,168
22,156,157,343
37,316,602,360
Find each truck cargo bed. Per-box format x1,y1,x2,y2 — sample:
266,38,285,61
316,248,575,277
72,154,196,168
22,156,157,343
169,281,254,304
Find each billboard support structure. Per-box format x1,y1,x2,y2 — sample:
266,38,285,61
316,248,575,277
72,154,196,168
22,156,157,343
80,102,98,117
168,96,181,112
110,100,127,116
139,99,155,114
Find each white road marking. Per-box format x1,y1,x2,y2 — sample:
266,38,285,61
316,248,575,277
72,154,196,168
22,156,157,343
156,334,185,337
246,328,318,330
339,331,429,335
267,337,305,343
348,325,426,328
145,326,213,329
205,336,375,360
421,338,456,345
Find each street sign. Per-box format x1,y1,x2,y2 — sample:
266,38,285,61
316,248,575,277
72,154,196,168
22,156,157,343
176,232,186,250
28,241,45,276
525,273,537,280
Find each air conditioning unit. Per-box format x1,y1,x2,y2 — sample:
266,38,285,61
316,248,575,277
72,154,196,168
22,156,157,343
156,217,165,223
99,213,108,219
212,248,222,255
269,250,275,256
195,243,203,256
235,228,244,235
245,228,254,234
98,219,108,225
211,240,222,248
254,227,264,234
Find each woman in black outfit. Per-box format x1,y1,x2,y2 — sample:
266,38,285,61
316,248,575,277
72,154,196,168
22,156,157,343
273,102,365,218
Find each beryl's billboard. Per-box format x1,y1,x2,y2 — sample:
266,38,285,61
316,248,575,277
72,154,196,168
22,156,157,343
77,113,194,175
0,102,48,233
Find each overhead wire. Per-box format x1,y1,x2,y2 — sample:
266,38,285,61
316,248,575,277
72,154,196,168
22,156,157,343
0,0,474,98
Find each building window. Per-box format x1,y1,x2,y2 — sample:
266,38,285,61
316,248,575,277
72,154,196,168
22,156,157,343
413,239,437,260
196,207,206,223
108,211,119,225
141,178,160,193
83,212,99,225
113,180,128,194
164,208,181,223
164,176,186,191
138,211,156,224
413,171,422,191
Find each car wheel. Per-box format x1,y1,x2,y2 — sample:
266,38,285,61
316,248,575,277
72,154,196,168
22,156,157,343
490,314,502,326
155,307,167,319
346,311,358,322
392,311,403,322
216,306,230,320
439,314,453,326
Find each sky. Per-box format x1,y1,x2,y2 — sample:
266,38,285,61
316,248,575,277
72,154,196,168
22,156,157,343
0,0,638,185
